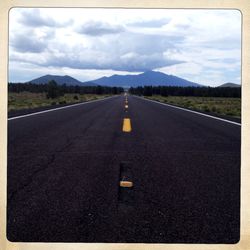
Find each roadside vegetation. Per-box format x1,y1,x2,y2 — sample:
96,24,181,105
8,81,123,112
9,81,124,96
129,86,241,118
129,85,241,98
8,92,112,112
146,96,241,118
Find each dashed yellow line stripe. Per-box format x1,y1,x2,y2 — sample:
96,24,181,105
120,180,133,188
122,118,132,132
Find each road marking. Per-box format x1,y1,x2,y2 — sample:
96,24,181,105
8,96,116,121
120,181,133,188
136,96,241,126
125,104,128,109
122,118,132,132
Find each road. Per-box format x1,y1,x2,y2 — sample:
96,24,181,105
7,94,241,243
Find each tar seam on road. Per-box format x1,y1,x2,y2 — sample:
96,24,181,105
135,96,241,126
8,96,116,121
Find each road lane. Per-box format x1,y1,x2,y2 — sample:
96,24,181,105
120,95,240,243
8,94,240,243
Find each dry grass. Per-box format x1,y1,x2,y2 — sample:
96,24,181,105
8,92,111,112
147,95,241,118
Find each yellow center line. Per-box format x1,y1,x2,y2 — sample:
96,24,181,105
122,118,132,132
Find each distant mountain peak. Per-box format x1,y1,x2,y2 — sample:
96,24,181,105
27,74,96,86
84,70,201,87
142,70,165,75
143,70,155,73
218,82,240,88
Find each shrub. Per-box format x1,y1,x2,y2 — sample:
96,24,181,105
211,106,217,112
202,105,210,112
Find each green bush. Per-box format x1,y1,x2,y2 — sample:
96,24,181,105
200,105,209,112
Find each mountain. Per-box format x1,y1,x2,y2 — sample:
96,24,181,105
28,75,96,86
84,70,201,87
218,82,241,88
27,71,202,87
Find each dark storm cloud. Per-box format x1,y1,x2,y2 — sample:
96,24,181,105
77,21,125,36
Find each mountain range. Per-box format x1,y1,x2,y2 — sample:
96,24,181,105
28,71,201,87
27,71,240,88
84,70,201,87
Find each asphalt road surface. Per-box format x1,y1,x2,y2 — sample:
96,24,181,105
7,94,241,243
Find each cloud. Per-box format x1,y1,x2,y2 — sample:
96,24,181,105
10,27,185,72
18,9,73,27
9,25,56,53
127,18,170,28
19,49,184,72
114,32,183,54
10,33,46,53
117,52,184,72
77,21,125,36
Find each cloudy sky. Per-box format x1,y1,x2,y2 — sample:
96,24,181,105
9,8,241,86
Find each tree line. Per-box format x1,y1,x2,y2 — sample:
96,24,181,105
129,86,241,98
8,81,124,98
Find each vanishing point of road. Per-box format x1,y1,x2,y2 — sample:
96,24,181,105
7,94,241,243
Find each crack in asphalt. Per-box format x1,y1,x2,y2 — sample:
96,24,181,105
7,105,107,204
8,136,75,204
